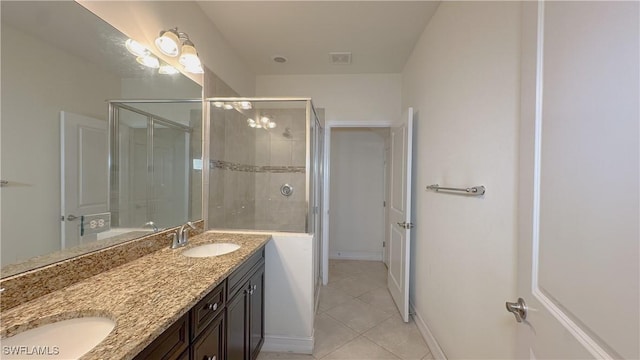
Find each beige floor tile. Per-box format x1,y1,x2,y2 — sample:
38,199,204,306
329,260,367,275
318,285,354,312
357,287,398,315
325,298,393,333
261,260,427,360
321,336,400,359
257,351,316,359
356,261,388,277
363,315,430,360
327,274,383,298
313,313,358,359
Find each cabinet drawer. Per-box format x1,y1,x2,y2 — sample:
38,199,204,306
191,281,225,340
134,313,189,360
228,247,265,299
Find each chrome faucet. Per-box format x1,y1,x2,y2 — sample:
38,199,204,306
143,221,159,232
170,221,196,249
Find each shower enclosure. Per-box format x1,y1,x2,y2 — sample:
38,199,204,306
109,100,202,231
204,98,323,237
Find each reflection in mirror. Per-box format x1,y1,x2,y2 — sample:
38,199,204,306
109,101,202,235
0,1,203,277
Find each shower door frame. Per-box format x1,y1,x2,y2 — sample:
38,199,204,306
108,99,198,228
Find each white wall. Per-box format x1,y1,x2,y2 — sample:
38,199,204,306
401,2,520,359
329,128,386,261
263,233,315,353
0,24,121,265
256,74,401,124
77,1,256,96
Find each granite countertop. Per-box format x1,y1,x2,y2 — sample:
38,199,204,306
0,232,271,360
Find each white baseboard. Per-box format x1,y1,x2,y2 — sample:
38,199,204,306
329,251,382,261
410,302,447,360
262,334,314,354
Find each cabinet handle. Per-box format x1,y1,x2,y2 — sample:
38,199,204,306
206,303,218,311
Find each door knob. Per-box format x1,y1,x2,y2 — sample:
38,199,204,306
505,297,527,323
66,214,79,221
397,221,415,229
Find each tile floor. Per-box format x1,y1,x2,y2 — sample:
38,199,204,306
258,260,433,360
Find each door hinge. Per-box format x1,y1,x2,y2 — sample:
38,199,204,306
383,201,386,207
383,241,386,247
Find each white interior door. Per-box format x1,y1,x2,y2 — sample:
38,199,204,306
60,111,109,249
388,107,414,323
515,2,639,359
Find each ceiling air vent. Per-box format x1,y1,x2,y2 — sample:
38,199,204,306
330,52,352,65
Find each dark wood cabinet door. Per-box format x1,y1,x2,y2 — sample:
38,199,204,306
133,313,189,360
192,313,224,360
226,284,248,360
248,266,265,360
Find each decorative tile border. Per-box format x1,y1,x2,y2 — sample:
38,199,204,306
210,160,305,173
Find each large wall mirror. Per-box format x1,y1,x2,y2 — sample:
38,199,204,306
0,1,203,277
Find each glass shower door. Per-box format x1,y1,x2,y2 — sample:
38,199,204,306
151,122,189,227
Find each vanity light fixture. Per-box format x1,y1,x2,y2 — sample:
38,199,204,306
155,27,204,74
178,40,200,68
155,28,181,57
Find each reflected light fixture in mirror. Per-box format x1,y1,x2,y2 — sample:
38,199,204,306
136,55,160,68
125,38,161,70
159,64,180,75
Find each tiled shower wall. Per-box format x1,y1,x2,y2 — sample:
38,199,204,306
208,106,308,233
209,108,257,229
254,109,307,232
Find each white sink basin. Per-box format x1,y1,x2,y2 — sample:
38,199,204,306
1,316,115,359
182,243,240,258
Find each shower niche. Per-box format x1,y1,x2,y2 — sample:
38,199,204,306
205,98,323,235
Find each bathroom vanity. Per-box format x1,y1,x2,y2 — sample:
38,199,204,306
135,247,265,360
0,232,270,360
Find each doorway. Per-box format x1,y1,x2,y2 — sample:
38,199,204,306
322,121,392,285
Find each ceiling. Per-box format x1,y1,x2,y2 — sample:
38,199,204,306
197,1,440,75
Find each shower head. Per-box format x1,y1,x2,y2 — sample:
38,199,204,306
283,127,292,139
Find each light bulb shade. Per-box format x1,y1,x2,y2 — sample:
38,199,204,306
125,39,149,57
184,64,204,74
158,64,180,75
179,43,201,68
155,29,180,57
136,55,160,69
